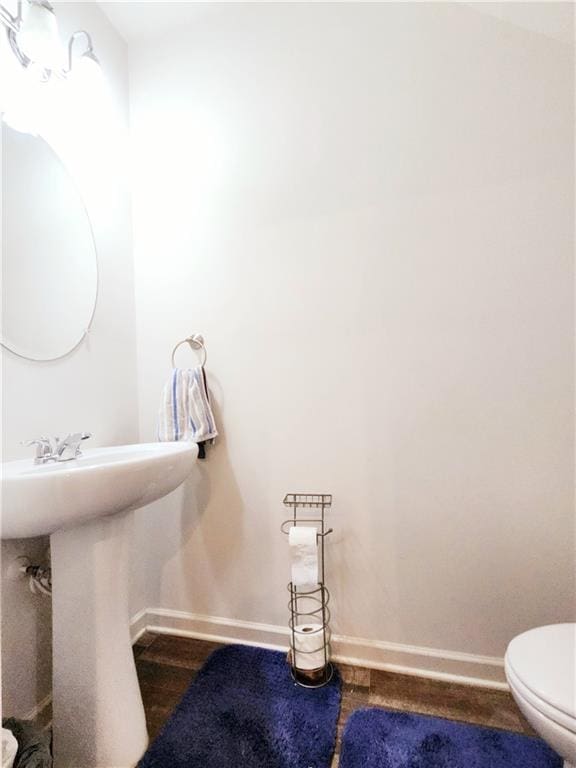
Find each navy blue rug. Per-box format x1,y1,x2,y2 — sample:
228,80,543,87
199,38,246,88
138,644,341,768
339,708,562,768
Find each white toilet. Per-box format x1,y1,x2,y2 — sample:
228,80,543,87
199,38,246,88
505,623,576,768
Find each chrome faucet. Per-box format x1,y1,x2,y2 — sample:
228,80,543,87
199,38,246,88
22,433,92,464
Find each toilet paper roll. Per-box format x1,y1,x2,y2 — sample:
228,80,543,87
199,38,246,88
292,623,328,670
289,526,318,589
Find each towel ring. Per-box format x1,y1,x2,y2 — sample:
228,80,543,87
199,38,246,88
171,334,207,368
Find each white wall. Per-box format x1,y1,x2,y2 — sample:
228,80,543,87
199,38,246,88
129,2,575,661
1,2,138,717
3,1,573,714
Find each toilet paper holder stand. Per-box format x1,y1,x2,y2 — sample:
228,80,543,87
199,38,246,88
281,493,334,689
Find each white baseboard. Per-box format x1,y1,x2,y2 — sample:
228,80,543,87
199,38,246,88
131,607,508,690
130,607,149,645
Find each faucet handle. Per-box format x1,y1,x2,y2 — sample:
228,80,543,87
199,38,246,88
21,437,54,462
68,431,92,445
56,432,92,460
21,436,51,448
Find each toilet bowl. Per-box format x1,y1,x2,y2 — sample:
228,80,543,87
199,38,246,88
505,623,576,768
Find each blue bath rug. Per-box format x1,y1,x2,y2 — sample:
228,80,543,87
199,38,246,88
339,708,562,768
138,644,341,768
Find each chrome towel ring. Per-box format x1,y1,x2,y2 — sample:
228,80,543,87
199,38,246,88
171,334,207,367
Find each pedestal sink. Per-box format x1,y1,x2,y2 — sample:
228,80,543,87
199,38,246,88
1,442,198,768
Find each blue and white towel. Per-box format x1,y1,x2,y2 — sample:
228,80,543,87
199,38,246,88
158,367,218,457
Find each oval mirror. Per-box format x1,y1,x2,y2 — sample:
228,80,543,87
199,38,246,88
2,124,98,361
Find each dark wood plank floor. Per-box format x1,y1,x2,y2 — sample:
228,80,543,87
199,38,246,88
133,633,534,767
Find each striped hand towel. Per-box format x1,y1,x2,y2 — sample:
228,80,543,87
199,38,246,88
158,367,218,458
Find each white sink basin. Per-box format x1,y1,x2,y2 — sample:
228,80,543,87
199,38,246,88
1,442,197,539
1,441,198,768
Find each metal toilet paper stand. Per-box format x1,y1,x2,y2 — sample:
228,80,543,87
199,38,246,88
281,493,334,688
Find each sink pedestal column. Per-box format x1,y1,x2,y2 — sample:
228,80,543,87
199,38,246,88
51,511,148,768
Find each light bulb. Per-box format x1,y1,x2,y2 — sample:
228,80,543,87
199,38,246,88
75,52,103,86
17,1,63,70
66,50,109,122
67,50,105,96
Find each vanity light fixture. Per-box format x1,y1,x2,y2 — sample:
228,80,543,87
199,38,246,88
0,0,101,80
67,29,99,73
66,28,103,90
15,0,61,70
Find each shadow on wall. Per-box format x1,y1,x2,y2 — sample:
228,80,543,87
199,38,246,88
1,537,53,719
140,383,247,615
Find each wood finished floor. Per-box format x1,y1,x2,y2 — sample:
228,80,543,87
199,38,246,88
133,633,534,767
